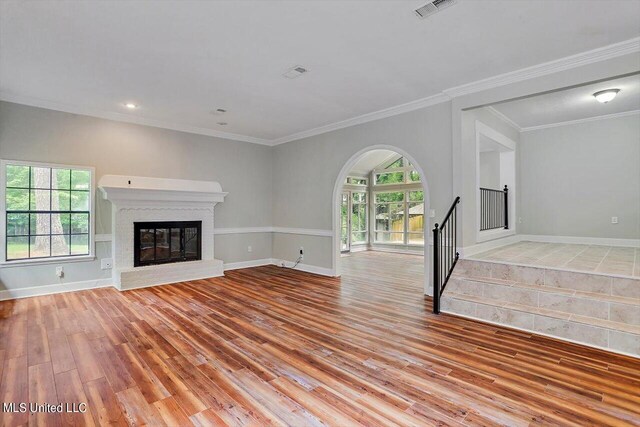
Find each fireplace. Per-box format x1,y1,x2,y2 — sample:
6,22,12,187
134,221,202,267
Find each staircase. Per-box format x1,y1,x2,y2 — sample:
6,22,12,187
441,258,640,357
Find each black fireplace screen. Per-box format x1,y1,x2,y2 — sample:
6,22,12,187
133,221,202,267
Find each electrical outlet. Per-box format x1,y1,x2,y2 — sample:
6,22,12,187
247,246,253,253
299,247,304,260
55,266,64,278
611,216,619,224
518,217,522,224
429,209,436,218
101,258,113,270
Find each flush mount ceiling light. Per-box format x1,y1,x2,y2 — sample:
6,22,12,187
593,89,620,103
124,102,138,109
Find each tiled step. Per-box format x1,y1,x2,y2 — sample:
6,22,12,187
441,292,640,357
454,258,639,299
446,276,639,325
443,260,640,357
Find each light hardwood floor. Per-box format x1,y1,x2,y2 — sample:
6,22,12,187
1,251,639,426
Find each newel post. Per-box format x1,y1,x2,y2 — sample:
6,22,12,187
503,185,509,230
432,223,440,314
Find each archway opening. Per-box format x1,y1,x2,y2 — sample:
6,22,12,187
331,145,432,296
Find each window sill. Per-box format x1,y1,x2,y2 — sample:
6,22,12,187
0,254,96,268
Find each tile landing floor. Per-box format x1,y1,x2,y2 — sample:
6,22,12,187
470,241,640,278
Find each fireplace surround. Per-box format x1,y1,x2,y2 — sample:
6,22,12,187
98,175,226,290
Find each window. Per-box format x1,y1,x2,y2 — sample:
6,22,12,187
407,191,425,244
374,157,421,185
3,161,93,262
374,192,404,243
345,176,367,186
374,190,424,245
386,157,404,169
374,171,405,185
351,192,367,244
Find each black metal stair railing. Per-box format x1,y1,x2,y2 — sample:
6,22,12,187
432,196,460,314
480,185,508,231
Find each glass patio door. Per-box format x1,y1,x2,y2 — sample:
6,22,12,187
340,192,350,252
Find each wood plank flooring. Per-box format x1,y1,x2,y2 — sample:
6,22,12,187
1,251,639,426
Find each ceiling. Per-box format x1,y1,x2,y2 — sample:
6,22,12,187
1,0,639,144
491,74,640,130
349,150,398,176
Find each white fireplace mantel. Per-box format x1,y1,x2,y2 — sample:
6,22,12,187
98,175,227,290
98,175,227,206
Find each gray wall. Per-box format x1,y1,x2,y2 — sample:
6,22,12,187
271,102,453,269
0,101,273,291
519,114,640,239
479,151,501,189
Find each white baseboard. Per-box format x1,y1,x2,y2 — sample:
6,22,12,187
274,259,335,276
370,246,424,256
224,258,275,270
293,262,335,277
461,234,521,257
520,234,640,248
476,228,516,244
0,278,113,301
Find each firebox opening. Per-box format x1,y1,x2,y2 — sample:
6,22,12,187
134,221,202,267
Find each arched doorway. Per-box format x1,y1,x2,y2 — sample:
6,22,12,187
331,145,432,296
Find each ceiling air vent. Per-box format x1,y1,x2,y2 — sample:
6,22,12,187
283,65,309,79
415,0,456,19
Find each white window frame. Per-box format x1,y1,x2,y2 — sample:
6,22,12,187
373,191,406,244
1,159,96,266
350,191,368,245
373,190,425,246
345,176,368,186
373,157,421,186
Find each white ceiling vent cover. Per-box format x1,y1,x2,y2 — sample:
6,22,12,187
283,65,309,79
415,0,456,19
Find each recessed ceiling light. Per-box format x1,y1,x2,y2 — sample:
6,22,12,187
124,102,138,109
593,89,620,103
216,108,227,113
217,122,228,126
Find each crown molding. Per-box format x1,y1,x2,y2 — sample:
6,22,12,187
0,92,272,146
269,93,451,146
2,38,638,147
484,106,522,132
443,37,640,98
520,109,640,132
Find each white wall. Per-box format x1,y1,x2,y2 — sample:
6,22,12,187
519,113,640,240
0,101,273,292
479,151,501,188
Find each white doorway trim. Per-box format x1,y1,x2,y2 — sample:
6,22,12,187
331,145,433,296
475,120,517,244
